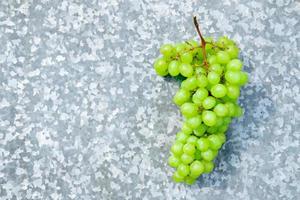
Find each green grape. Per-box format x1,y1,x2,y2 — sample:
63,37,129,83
160,44,174,57
176,131,189,143
213,103,229,117
196,138,210,151
208,55,217,64
216,51,230,64
217,36,231,47
211,84,227,98
195,67,206,75
154,57,168,76
171,142,183,156
217,132,226,144
233,105,243,117
181,122,193,135
202,111,217,126
190,160,205,178
225,71,241,85
208,134,223,150
194,149,202,160
185,176,196,185
187,39,198,47
194,124,207,136
202,96,216,109
218,124,229,133
215,117,224,127
175,43,188,53
168,60,180,76
183,143,196,155
203,161,214,173
173,89,191,106
186,115,202,129
226,45,239,59
197,74,208,88
225,102,236,117
207,126,219,134
180,103,198,117
192,88,209,105
223,116,232,124
210,63,223,75
207,71,220,85
226,85,240,99
181,76,198,91
173,171,185,182
168,155,181,168
180,63,194,77
226,59,242,71
181,153,194,164
187,136,198,145
177,164,190,177
201,149,215,161
239,72,249,85
181,52,193,64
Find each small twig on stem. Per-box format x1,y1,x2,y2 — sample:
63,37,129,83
193,16,208,68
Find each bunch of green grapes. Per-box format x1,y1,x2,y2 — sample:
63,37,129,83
153,17,248,185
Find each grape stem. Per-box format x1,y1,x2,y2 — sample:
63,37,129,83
193,16,208,69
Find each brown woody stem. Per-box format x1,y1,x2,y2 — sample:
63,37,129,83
193,16,208,68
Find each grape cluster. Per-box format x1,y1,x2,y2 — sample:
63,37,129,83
154,20,248,185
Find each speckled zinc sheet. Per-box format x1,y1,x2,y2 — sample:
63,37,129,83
0,0,299,200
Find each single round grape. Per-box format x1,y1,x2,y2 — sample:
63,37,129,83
192,88,209,105
202,111,217,126
172,171,185,182
226,59,242,71
225,71,241,85
180,63,194,77
223,116,232,124
208,55,217,64
194,124,207,136
173,89,190,106
225,102,236,117
195,67,206,75
181,153,194,164
202,96,216,109
175,43,187,53
210,63,223,75
194,149,202,160
208,134,223,150
239,72,249,85
233,105,243,117
180,103,198,117
176,131,189,143
177,164,190,177
181,76,198,91
217,36,231,47
207,71,220,85
160,44,174,57
183,143,196,155
186,115,202,129
197,74,208,88
203,161,214,173
214,103,229,117
181,52,193,64
201,149,215,161
185,176,196,185
168,155,181,168
211,84,227,98
226,85,240,99
217,132,226,144
216,51,230,64
226,45,239,58
181,122,193,135
218,124,229,133
171,142,183,156
196,138,210,152
215,117,224,127
168,60,180,76
207,126,219,134
190,160,205,178
187,135,198,146
154,58,168,76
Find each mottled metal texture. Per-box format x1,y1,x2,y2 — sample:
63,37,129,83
0,0,299,199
